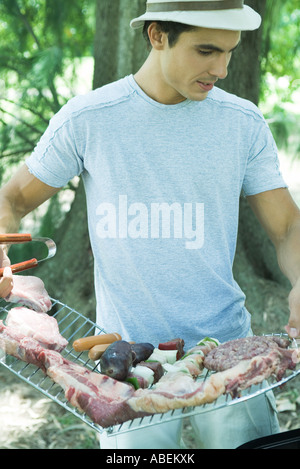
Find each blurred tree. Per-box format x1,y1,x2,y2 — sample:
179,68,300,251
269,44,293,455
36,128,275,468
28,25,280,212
260,0,300,158
261,0,300,101
0,0,95,264
0,0,95,174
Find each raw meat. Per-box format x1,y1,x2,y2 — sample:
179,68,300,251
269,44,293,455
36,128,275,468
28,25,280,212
5,275,52,313
0,321,147,427
128,337,299,413
0,321,299,427
204,345,299,401
203,335,292,372
158,338,185,360
41,349,148,427
5,307,68,352
136,361,164,383
0,319,47,370
221,351,298,397
128,339,219,413
128,347,299,414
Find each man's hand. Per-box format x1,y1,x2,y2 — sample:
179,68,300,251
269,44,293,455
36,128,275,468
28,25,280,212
285,278,300,338
0,247,13,298
0,164,60,298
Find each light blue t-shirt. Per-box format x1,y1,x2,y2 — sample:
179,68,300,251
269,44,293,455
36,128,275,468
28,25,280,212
26,75,286,349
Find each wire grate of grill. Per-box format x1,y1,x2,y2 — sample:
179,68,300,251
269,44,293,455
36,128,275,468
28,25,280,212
1,298,300,437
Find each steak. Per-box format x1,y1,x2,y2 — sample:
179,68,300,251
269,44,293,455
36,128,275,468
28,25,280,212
203,335,291,372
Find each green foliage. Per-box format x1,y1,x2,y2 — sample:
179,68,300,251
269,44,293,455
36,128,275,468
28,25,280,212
260,1,300,107
0,0,95,165
260,0,300,157
0,0,95,246
261,0,300,101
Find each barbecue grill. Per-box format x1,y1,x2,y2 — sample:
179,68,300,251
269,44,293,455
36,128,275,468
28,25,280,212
238,428,300,449
1,297,300,441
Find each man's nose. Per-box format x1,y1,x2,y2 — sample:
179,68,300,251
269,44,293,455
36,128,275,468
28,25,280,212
209,53,230,80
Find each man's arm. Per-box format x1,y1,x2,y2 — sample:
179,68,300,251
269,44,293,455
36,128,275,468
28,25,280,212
0,163,60,296
247,187,300,338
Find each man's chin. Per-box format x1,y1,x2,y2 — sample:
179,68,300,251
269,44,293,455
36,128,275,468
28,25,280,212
187,91,209,102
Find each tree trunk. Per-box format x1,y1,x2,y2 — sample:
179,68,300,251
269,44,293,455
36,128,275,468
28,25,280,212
39,0,290,335
93,0,147,89
217,0,266,105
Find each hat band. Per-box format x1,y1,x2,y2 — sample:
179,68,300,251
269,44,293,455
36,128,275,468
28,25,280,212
147,0,244,12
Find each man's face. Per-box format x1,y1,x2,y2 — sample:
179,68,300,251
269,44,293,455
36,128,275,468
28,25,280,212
157,27,241,104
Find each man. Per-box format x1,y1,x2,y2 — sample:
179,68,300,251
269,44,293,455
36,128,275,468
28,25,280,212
1,0,300,449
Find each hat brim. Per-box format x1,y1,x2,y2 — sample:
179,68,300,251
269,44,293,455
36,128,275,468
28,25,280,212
130,5,261,31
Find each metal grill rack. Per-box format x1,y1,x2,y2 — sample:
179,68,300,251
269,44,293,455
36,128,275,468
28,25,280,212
1,297,300,437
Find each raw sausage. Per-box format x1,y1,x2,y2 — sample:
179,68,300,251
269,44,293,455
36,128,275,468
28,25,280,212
73,332,121,352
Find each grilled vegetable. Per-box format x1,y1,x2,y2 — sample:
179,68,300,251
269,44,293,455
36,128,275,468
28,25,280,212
125,376,141,390
148,348,178,364
132,365,155,386
99,340,133,380
197,337,220,347
131,342,155,366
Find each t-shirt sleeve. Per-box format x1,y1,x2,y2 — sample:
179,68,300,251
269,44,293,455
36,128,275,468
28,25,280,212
26,104,84,188
242,115,287,197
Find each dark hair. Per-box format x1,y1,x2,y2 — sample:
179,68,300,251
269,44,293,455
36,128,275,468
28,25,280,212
142,21,196,48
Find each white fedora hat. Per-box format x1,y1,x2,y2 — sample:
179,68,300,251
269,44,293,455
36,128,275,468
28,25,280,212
130,0,261,31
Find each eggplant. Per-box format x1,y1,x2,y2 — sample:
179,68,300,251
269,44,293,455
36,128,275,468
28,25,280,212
131,342,155,366
99,340,133,380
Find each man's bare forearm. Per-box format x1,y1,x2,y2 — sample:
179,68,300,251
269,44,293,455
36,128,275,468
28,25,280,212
276,216,300,337
0,191,24,254
0,189,22,297
0,164,60,238
0,194,23,233
277,217,300,287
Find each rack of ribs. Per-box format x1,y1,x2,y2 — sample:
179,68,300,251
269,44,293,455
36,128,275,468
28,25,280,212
41,349,149,427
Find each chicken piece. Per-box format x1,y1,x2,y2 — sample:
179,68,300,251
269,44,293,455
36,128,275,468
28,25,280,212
5,306,68,352
5,275,52,312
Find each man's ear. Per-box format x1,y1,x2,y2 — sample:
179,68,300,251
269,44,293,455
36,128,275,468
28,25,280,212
147,22,168,50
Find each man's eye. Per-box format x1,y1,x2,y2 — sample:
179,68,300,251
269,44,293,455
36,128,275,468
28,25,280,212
198,50,213,56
